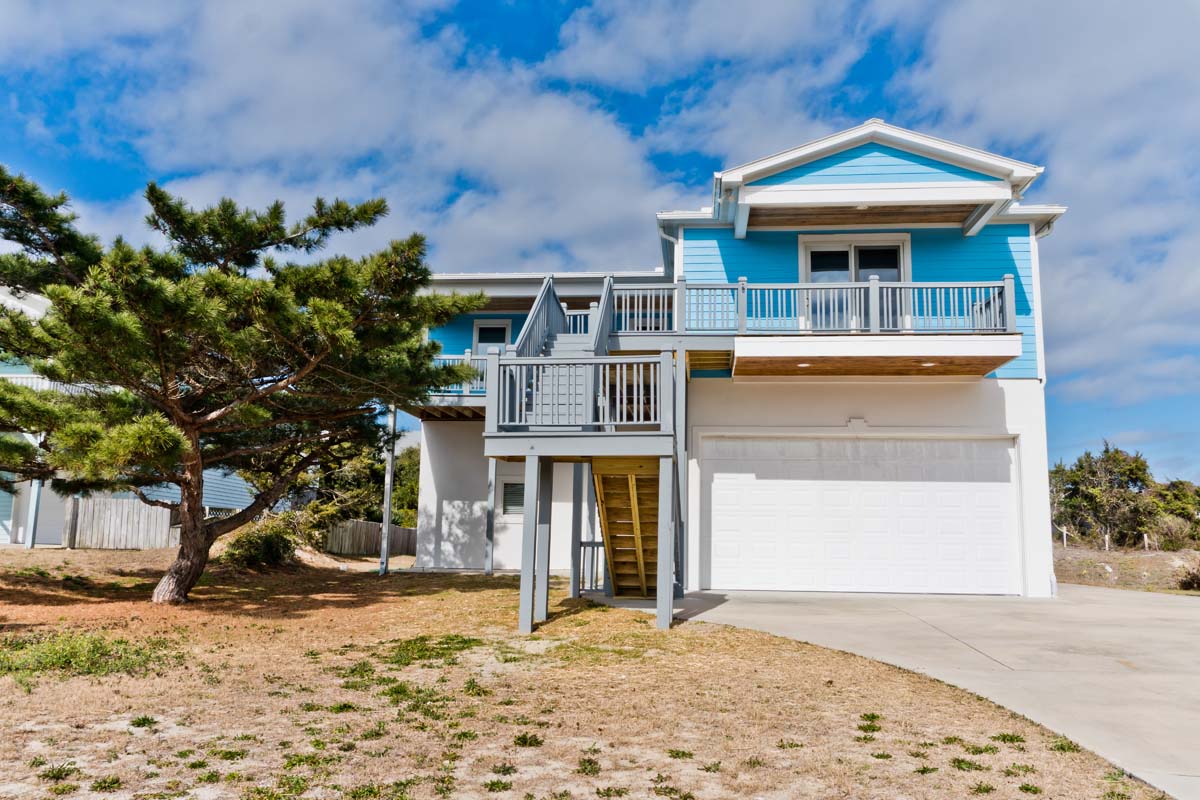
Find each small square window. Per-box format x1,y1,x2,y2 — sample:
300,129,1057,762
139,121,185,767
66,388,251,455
501,482,524,515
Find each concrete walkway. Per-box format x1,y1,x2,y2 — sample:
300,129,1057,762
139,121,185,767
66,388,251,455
617,584,1200,799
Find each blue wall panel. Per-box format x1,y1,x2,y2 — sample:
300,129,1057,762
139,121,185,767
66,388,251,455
746,143,997,186
429,313,528,355
681,224,1039,379
139,469,256,510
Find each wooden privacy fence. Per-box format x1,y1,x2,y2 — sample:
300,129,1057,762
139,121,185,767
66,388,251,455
66,497,175,550
326,519,416,557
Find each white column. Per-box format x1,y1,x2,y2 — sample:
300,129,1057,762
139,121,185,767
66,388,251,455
518,456,540,634
23,478,43,549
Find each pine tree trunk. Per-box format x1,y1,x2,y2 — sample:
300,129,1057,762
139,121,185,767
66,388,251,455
151,456,208,604
150,521,210,603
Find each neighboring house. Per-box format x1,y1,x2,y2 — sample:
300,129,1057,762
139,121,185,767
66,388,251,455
410,120,1066,632
0,290,254,547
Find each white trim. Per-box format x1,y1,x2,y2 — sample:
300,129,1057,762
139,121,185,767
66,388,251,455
720,119,1042,186
751,223,957,231
675,226,685,277
963,199,1010,237
797,232,912,283
472,319,512,351
733,333,1024,362
1028,223,1048,383
499,479,525,519
740,182,1013,208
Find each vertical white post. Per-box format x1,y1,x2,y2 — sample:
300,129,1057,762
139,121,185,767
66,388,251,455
484,458,497,575
484,347,501,433
23,478,42,549
378,406,397,575
736,276,748,334
570,463,583,599
675,276,687,333
518,455,540,634
655,455,674,629
1003,274,1017,332
534,457,553,623
868,275,881,333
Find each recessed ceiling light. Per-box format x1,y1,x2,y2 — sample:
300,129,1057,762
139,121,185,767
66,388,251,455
921,362,937,367
797,363,811,368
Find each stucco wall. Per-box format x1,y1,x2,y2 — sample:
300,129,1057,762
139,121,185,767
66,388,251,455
415,420,578,572
684,377,1053,597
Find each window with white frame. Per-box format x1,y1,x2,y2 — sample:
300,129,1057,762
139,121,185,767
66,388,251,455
798,234,911,330
500,482,524,516
472,319,511,353
798,233,910,283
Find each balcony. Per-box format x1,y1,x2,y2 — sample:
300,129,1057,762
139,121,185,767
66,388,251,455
483,353,676,458
607,275,1022,377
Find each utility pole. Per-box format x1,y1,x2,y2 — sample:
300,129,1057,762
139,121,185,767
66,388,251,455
379,405,397,576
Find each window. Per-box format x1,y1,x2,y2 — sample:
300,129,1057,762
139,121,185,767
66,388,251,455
501,482,524,516
800,236,907,282
472,320,511,352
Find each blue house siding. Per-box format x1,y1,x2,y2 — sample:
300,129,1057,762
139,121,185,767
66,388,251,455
681,224,1039,379
746,143,998,186
429,312,528,355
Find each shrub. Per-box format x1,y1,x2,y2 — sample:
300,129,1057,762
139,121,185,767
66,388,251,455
1179,566,1200,591
222,519,297,569
90,777,121,792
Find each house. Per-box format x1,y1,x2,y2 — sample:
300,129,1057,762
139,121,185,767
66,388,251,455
409,120,1066,632
0,289,255,548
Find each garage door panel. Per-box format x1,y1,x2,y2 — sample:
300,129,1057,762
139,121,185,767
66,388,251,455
705,436,1020,594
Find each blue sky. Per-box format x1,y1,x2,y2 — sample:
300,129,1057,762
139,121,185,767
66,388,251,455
2,0,1199,480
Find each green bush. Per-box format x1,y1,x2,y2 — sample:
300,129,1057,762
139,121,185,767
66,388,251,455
1178,566,1200,591
221,520,296,569
1,631,172,689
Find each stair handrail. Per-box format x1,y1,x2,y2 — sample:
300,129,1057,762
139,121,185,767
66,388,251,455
511,276,566,358
588,275,615,356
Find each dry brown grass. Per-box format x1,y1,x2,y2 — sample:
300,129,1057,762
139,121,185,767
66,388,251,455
0,546,1167,800
1055,543,1200,595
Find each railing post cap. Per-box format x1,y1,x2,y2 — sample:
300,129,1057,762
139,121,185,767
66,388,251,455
487,346,501,355
737,276,748,283
868,274,880,281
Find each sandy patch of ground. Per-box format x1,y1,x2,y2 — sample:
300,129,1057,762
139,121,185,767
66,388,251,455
0,546,1167,800
1055,543,1200,595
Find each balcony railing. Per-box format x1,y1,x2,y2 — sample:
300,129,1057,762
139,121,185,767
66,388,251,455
611,275,1017,335
432,353,487,394
564,309,591,335
485,353,673,434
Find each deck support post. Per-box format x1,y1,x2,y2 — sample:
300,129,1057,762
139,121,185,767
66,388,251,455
484,457,497,576
674,352,687,598
534,457,554,623
518,455,541,634
655,455,674,629
569,463,583,598
378,405,396,575
23,478,42,549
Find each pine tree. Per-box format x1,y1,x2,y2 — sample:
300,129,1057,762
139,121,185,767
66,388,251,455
0,167,482,602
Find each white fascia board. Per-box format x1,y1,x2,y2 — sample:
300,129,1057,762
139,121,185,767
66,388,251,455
720,119,1042,187
734,334,1024,361
995,203,1068,224
740,181,1013,207
656,209,717,223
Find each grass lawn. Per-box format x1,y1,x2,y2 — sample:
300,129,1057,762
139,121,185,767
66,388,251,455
0,547,1165,800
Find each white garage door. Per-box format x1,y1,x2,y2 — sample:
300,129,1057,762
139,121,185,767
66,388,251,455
705,437,1021,594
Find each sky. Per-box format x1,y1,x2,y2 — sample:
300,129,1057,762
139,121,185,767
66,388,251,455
1,0,1199,481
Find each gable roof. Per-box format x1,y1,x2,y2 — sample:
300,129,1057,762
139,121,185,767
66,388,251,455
717,119,1042,192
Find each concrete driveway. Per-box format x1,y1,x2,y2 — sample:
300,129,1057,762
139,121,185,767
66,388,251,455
670,584,1200,799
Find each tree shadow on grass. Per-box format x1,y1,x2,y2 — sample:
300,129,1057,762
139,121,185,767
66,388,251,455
0,562,525,622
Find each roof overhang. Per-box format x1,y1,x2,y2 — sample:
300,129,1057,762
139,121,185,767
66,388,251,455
708,119,1047,241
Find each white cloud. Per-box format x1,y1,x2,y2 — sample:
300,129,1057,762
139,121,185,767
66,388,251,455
886,0,1200,403
2,0,690,274
545,0,860,90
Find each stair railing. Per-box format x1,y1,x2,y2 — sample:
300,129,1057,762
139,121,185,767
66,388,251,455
587,276,615,356
510,276,567,358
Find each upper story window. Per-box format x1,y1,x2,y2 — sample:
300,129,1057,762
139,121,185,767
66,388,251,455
799,234,910,283
473,320,511,352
